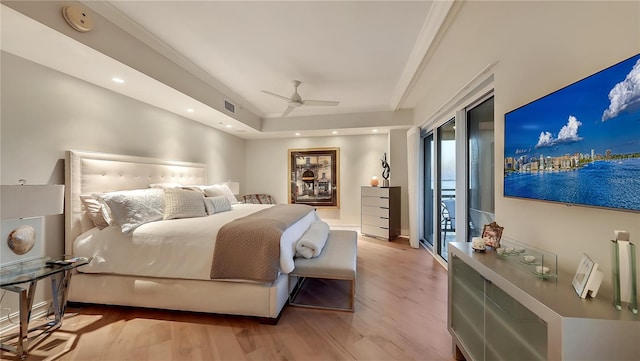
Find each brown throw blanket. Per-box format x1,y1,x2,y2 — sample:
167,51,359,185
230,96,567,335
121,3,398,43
210,204,314,283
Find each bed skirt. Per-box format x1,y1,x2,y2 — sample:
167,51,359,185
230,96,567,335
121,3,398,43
68,272,291,319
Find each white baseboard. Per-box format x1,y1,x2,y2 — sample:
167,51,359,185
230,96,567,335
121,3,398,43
0,301,49,334
328,224,360,232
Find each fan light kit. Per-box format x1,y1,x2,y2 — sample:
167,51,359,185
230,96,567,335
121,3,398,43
262,80,339,117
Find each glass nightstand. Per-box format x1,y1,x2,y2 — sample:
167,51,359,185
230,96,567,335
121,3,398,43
0,256,90,359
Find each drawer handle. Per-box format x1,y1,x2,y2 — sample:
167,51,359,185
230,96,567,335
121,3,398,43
380,227,389,230
380,217,389,220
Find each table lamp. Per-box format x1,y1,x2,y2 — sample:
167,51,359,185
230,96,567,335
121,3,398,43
1,183,65,265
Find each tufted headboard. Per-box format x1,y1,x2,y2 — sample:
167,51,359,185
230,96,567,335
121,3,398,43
64,150,207,254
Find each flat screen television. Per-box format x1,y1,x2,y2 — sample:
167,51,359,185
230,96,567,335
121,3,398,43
504,53,640,213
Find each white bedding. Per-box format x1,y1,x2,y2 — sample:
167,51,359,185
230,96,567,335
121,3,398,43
73,203,318,281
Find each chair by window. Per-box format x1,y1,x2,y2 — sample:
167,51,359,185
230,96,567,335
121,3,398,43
441,199,456,241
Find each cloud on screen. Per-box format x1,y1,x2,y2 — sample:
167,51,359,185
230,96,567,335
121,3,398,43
535,115,583,148
602,59,640,121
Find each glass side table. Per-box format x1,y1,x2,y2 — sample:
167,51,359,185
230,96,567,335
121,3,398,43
0,255,90,359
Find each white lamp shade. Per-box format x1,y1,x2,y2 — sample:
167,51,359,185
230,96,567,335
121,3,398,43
1,185,65,220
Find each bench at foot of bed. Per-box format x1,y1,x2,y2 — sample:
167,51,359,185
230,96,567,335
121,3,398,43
288,230,357,312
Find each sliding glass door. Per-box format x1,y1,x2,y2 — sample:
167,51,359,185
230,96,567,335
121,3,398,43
437,119,456,260
419,92,494,263
422,133,434,247
467,96,495,240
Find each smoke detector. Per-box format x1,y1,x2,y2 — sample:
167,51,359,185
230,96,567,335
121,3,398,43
62,6,93,32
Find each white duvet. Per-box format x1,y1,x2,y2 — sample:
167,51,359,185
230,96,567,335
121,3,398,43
73,204,319,281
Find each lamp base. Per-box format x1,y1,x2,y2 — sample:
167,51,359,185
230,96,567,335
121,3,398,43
1,217,43,266
382,179,389,188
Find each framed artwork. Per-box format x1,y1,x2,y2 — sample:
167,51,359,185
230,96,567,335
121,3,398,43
482,221,504,248
288,147,339,208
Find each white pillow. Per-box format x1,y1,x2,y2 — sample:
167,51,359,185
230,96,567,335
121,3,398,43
213,184,239,205
204,196,231,214
97,188,165,233
164,188,206,220
149,182,183,189
201,185,225,198
80,194,109,229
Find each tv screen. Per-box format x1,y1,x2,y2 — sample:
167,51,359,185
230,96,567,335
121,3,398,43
504,53,640,213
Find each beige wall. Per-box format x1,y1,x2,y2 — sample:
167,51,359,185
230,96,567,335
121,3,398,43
245,134,390,227
0,52,247,317
411,1,640,288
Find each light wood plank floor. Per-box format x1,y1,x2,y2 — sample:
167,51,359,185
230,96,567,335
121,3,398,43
1,235,453,361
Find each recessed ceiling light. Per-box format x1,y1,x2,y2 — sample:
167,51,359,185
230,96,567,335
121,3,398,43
332,131,338,135
225,124,233,128
372,129,378,133
112,77,124,83
295,132,301,136
186,108,194,113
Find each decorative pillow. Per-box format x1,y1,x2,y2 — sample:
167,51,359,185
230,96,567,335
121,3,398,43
242,194,276,204
181,185,205,193
80,194,109,229
97,188,165,234
203,197,216,215
213,184,239,204
163,188,206,220
149,182,183,189
201,185,226,198
204,196,231,214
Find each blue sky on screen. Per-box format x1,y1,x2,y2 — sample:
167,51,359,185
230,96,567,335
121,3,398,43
505,54,640,158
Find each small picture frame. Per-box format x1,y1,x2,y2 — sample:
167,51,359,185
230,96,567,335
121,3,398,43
482,222,504,248
572,253,600,298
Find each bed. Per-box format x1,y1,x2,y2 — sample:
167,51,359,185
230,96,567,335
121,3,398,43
64,150,317,322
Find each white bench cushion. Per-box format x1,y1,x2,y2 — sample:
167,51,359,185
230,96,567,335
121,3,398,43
292,230,357,279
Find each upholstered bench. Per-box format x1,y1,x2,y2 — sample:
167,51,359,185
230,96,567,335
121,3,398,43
289,230,357,312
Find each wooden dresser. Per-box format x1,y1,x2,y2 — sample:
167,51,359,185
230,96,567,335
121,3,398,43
360,186,400,240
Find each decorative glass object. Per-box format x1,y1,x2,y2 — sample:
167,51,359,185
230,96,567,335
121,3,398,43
612,240,638,313
495,237,558,280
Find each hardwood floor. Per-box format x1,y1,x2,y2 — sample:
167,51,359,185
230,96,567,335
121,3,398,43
1,235,453,361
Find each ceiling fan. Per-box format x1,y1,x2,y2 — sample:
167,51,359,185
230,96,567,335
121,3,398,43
262,80,339,117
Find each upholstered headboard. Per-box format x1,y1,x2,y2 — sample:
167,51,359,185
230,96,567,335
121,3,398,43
64,150,207,254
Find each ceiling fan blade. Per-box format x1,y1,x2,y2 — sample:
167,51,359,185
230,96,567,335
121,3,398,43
302,99,340,106
282,105,296,117
261,90,291,102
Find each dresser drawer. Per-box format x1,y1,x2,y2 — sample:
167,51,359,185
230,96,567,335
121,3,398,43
362,214,389,228
360,186,400,241
361,196,390,208
361,205,389,218
361,224,390,239
361,186,389,197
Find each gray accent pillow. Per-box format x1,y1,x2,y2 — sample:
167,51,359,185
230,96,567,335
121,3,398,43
164,188,206,220
204,196,231,215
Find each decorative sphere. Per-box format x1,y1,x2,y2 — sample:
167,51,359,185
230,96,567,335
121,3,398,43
8,225,36,255
370,176,379,187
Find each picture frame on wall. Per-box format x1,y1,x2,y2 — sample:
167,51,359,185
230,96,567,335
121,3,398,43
288,147,340,208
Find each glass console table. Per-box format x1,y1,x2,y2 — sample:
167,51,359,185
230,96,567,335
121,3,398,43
0,256,90,359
